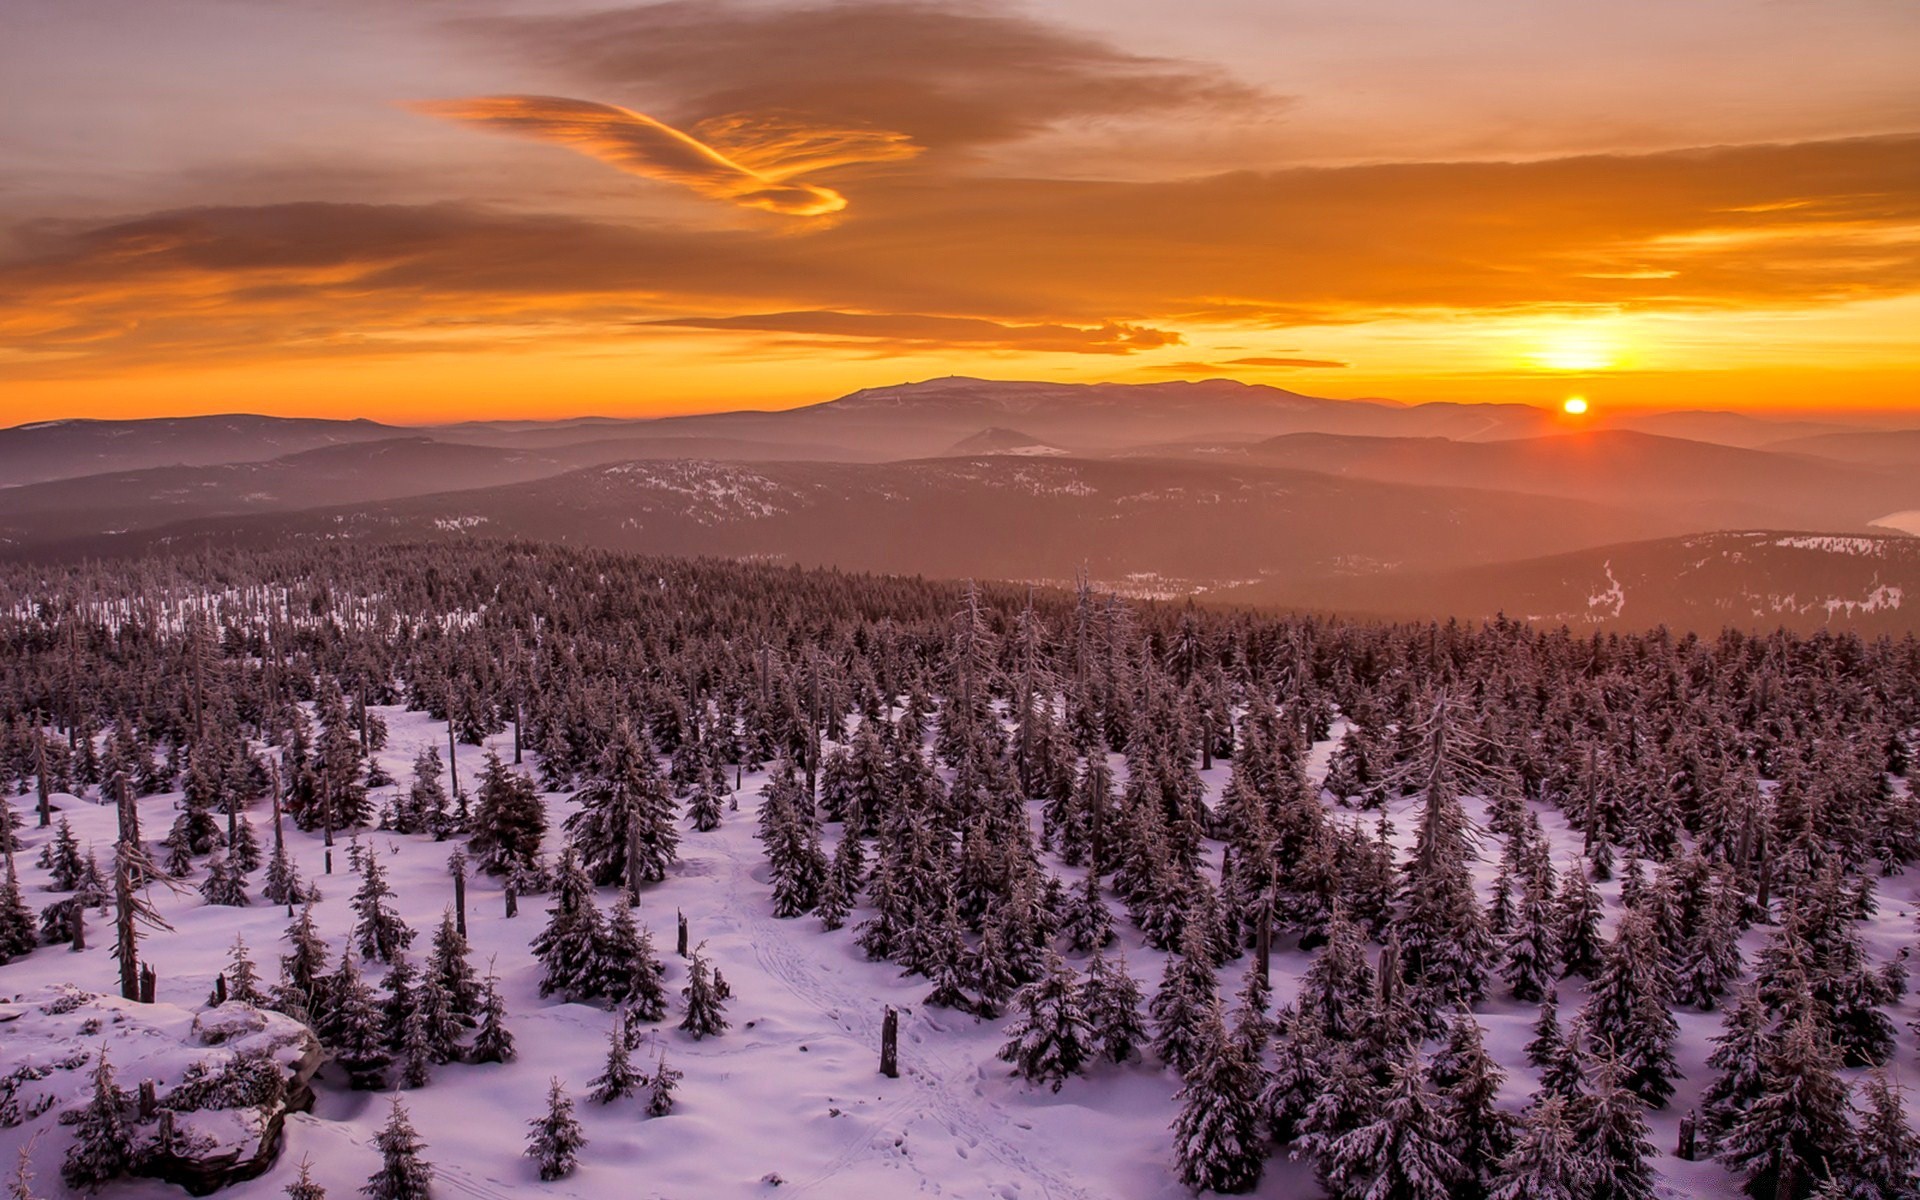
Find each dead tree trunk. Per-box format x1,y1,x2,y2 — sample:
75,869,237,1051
880,1007,899,1079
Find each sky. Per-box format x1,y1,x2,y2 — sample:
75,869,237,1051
2,0,1917,423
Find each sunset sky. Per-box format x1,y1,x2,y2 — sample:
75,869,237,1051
4,0,1918,423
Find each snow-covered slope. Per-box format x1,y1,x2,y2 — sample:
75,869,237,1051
4,705,1915,1199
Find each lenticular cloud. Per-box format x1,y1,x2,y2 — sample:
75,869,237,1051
414,94,917,216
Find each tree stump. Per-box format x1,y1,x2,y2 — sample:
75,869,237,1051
880,1007,899,1079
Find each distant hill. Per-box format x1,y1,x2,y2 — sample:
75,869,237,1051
9,456,1667,595
1233,429,1920,532
1764,429,1920,468
0,415,403,487
1224,530,1920,634
941,428,1070,456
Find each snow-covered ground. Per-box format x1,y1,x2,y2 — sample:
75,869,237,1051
3,706,1917,1198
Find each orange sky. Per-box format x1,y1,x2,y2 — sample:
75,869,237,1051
3,0,1917,424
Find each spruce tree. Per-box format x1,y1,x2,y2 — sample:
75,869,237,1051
470,962,516,1064
1434,1011,1515,1200
0,873,34,965
1170,1003,1265,1195
1718,1012,1853,1200
997,951,1092,1092
525,1079,587,1181
350,850,413,962
1082,950,1147,1065
565,721,677,891
427,910,480,1024
199,850,250,906
1851,1071,1920,1200
62,1050,132,1191
598,902,666,1019
1573,1048,1657,1200
362,1098,432,1200
1151,924,1218,1076
646,1051,681,1117
1700,987,1771,1146
589,1011,642,1103
679,948,729,1039
468,751,546,876
285,1156,327,1200
1489,1094,1584,1200
1554,863,1605,979
533,850,606,1001
1322,1050,1460,1200
1502,864,1560,1002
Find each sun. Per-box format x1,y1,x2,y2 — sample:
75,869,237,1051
1562,395,1589,415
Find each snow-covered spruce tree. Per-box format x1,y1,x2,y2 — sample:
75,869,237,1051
262,837,303,908
998,951,1092,1092
1554,862,1605,980
200,851,249,906
1700,986,1770,1147
597,901,667,1019
1082,950,1147,1065
686,769,724,833
470,961,517,1064
1170,1002,1265,1195
1524,999,1563,1069
526,1078,587,1181
1502,862,1560,1003
1389,691,1498,1014
1296,908,1373,1043
1674,875,1745,1010
323,952,390,1089
363,1097,432,1200
1718,1011,1853,1200
1061,869,1115,953
679,948,729,1039
1579,908,1678,1108
1432,1010,1515,1200
1321,1048,1459,1200
62,1050,133,1190
647,1051,681,1117
1489,1094,1585,1200
1151,923,1218,1076
229,816,262,874
969,918,1022,1019
468,751,545,877
815,845,853,931
533,849,606,1001
566,720,677,893
226,933,267,1005
350,849,413,963
1572,1046,1657,1200
399,746,447,837
276,900,332,1020
0,871,34,965
398,1002,436,1089
427,909,480,1025
44,819,84,890
1850,1071,1920,1200
589,1010,642,1103
285,1156,326,1200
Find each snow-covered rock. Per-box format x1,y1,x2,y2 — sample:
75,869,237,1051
0,987,321,1195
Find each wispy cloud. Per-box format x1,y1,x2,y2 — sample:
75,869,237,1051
413,94,917,215
646,310,1181,354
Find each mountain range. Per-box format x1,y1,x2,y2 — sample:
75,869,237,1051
6,378,1917,632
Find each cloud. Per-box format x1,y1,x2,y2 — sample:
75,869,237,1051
644,311,1179,354
1149,358,1346,373
1229,357,1348,369
413,95,918,215
2,133,1916,377
456,0,1272,153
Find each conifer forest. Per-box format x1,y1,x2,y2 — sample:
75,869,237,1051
2,540,1918,1200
